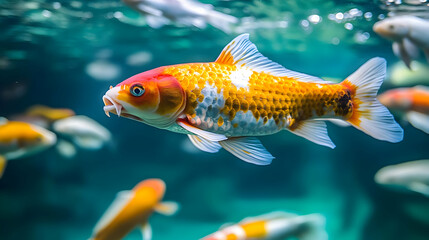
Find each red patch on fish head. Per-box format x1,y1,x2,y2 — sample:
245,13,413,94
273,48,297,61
116,66,186,118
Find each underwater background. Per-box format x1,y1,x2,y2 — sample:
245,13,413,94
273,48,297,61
1,0,429,239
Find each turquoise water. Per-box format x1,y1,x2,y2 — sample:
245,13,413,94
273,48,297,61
1,0,429,239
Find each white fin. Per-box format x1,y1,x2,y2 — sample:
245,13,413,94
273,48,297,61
74,137,104,150
0,155,6,179
219,137,274,165
298,214,328,240
145,15,169,29
288,120,335,149
56,140,77,159
177,120,227,142
137,4,163,17
343,57,404,143
406,111,429,134
0,117,7,125
93,190,134,235
393,39,419,69
154,201,180,216
206,10,238,33
141,222,152,240
408,182,429,197
187,134,222,153
327,119,351,127
414,85,429,92
215,34,331,84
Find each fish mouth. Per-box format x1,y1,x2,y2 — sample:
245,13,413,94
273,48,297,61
102,95,143,122
103,95,122,117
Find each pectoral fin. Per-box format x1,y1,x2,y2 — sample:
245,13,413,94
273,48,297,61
187,134,221,153
219,137,274,165
141,222,152,240
406,111,429,134
408,182,429,197
154,201,180,216
177,119,227,142
393,39,419,70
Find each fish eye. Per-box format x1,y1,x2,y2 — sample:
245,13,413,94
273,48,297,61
389,25,394,30
130,84,145,97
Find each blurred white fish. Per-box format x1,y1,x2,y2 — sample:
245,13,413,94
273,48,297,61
202,211,327,240
387,61,429,86
122,0,238,33
375,160,429,197
126,51,153,67
86,60,121,81
373,16,429,69
53,115,112,150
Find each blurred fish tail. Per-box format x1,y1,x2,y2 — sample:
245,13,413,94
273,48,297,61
299,214,327,240
206,10,238,33
341,57,403,143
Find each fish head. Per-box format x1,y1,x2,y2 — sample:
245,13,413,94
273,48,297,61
373,18,410,41
0,121,56,160
378,89,412,111
134,178,166,204
103,66,186,129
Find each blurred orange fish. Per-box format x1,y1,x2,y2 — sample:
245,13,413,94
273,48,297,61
90,178,179,240
379,85,429,133
103,34,403,165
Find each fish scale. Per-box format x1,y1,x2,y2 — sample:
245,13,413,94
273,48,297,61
162,62,353,136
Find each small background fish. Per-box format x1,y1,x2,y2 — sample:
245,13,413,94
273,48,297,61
1,0,429,240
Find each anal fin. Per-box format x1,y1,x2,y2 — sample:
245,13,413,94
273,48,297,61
288,120,335,149
219,137,274,165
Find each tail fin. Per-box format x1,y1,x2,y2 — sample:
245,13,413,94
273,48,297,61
298,214,327,240
206,10,238,33
341,57,403,143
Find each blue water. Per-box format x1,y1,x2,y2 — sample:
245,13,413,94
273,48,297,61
1,0,429,239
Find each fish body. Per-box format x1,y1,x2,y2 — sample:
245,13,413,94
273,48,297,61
201,212,327,240
0,120,56,160
122,0,238,33
103,34,403,165
373,16,429,69
375,160,429,197
52,115,112,150
379,86,429,133
90,178,179,240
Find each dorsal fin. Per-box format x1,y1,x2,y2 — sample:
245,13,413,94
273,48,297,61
215,34,331,84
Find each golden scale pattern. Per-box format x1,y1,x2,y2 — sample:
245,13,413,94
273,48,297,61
163,63,353,129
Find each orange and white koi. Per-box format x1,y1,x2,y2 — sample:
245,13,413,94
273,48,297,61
201,211,327,240
102,34,403,165
90,178,179,240
379,85,429,133
0,119,56,178
0,119,56,160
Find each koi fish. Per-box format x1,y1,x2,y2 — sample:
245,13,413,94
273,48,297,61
373,16,429,69
25,104,75,122
102,34,403,165
53,115,112,150
201,211,327,240
122,0,238,33
378,85,429,134
0,119,56,177
90,178,179,240
375,160,429,197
